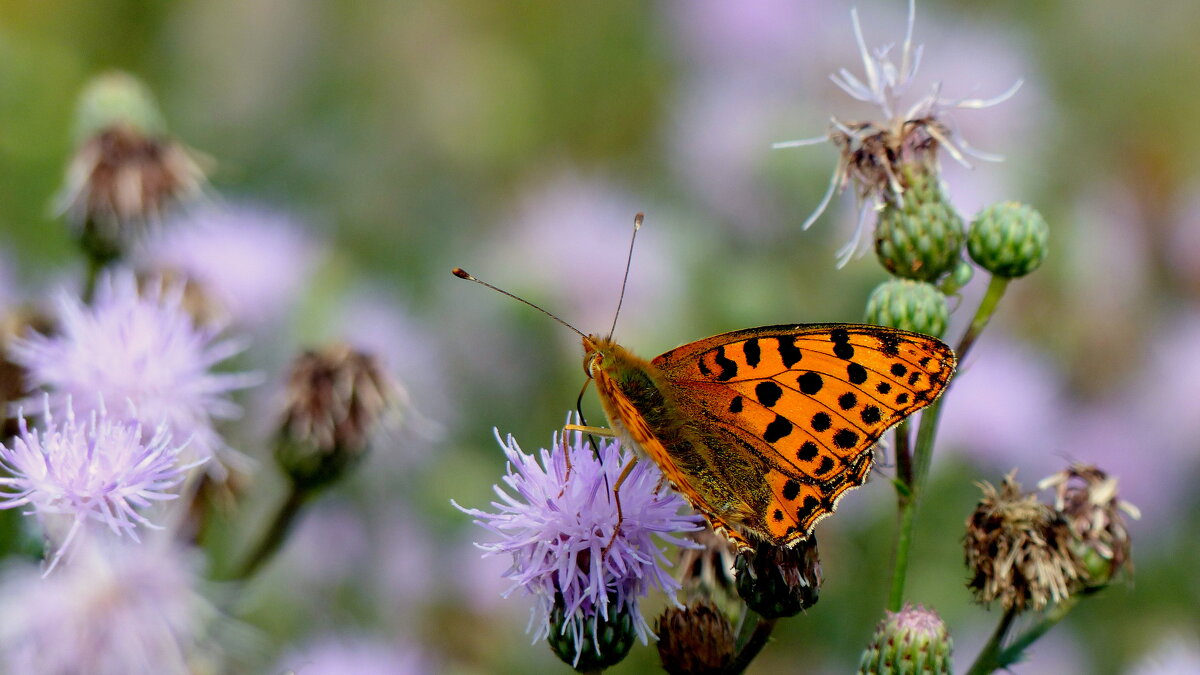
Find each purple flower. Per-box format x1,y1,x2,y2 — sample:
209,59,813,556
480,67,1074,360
135,203,325,330
274,636,432,675
0,399,196,572
0,538,213,674
8,269,259,472
454,422,703,666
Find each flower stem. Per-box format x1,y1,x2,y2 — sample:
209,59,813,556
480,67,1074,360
725,613,777,675
231,481,308,580
83,252,105,305
964,605,1019,675
995,596,1080,668
886,273,1011,611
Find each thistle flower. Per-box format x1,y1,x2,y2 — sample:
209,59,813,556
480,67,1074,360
774,0,1021,266
964,472,1079,612
454,423,703,669
135,204,324,330
7,270,258,473
0,538,215,675
858,603,953,675
734,537,822,619
56,73,206,260
275,343,400,490
655,598,736,675
0,399,196,573
1039,464,1139,589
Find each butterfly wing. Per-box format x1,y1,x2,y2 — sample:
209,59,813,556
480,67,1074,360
652,323,955,547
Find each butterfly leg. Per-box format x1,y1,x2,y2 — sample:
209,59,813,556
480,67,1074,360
602,457,639,557
561,424,616,490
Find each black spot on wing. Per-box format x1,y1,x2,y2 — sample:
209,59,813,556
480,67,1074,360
755,381,783,407
729,396,743,413
743,338,761,368
847,362,868,384
714,346,738,381
764,415,793,443
796,441,818,461
782,479,800,501
811,412,831,432
778,336,802,367
798,372,823,395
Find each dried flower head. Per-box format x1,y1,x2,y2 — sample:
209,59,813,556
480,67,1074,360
453,423,703,668
655,598,736,675
57,124,206,259
677,526,739,601
734,537,822,618
275,343,401,489
774,0,1020,265
964,472,1079,612
0,399,196,573
1039,464,1139,589
8,270,257,475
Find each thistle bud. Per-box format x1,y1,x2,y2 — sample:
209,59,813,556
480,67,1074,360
865,279,949,338
548,596,636,672
734,538,821,619
874,167,965,282
938,258,975,295
967,202,1049,278
858,604,953,675
58,72,206,262
1039,464,1139,590
964,472,1079,612
275,343,396,491
656,599,736,675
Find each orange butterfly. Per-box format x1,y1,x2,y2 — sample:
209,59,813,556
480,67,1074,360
454,219,955,551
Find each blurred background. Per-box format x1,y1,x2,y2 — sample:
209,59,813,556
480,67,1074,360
1,0,1198,672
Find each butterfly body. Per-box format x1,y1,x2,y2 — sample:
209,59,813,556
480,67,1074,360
584,323,955,550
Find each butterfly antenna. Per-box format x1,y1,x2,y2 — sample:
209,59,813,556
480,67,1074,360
574,379,600,455
607,212,643,340
452,268,586,338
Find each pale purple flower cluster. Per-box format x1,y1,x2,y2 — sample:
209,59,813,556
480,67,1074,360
0,400,195,572
9,269,258,470
0,539,213,675
455,423,703,665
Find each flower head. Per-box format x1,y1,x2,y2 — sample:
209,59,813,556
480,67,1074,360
964,472,1079,612
775,0,1021,265
859,603,953,675
0,399,195,572
8,269,258,472
135,203,324,330
1039,464,1139,589
0,539,215,675
454,422,703,667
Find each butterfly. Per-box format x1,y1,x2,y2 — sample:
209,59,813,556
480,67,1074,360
581,324,954,551
454,222,955,551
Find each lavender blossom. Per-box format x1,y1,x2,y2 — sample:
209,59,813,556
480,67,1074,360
0,399,196,572
135,203,324,330
0,539,215,675
774,0,1021,265
8,269,259,471
454,423,703,666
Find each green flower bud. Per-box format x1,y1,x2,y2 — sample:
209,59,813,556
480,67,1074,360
548,599,636,671
73,71,166,143
858,604,953,675
938,258,975,295
874,167,965,282
734,539,821,619
656,599,735,675
865,279,949,338
967,202,1049,278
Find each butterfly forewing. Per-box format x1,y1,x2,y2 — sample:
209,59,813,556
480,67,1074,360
653,323,955,546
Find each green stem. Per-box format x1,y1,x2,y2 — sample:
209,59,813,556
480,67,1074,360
957,275,1010,363
231,482,308,580
964,605,1019,675
996,596,1080,668
82,253,106,305
885,273,1011,610
724,614,777,675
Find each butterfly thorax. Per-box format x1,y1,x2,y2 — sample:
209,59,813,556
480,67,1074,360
583,335,683,453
